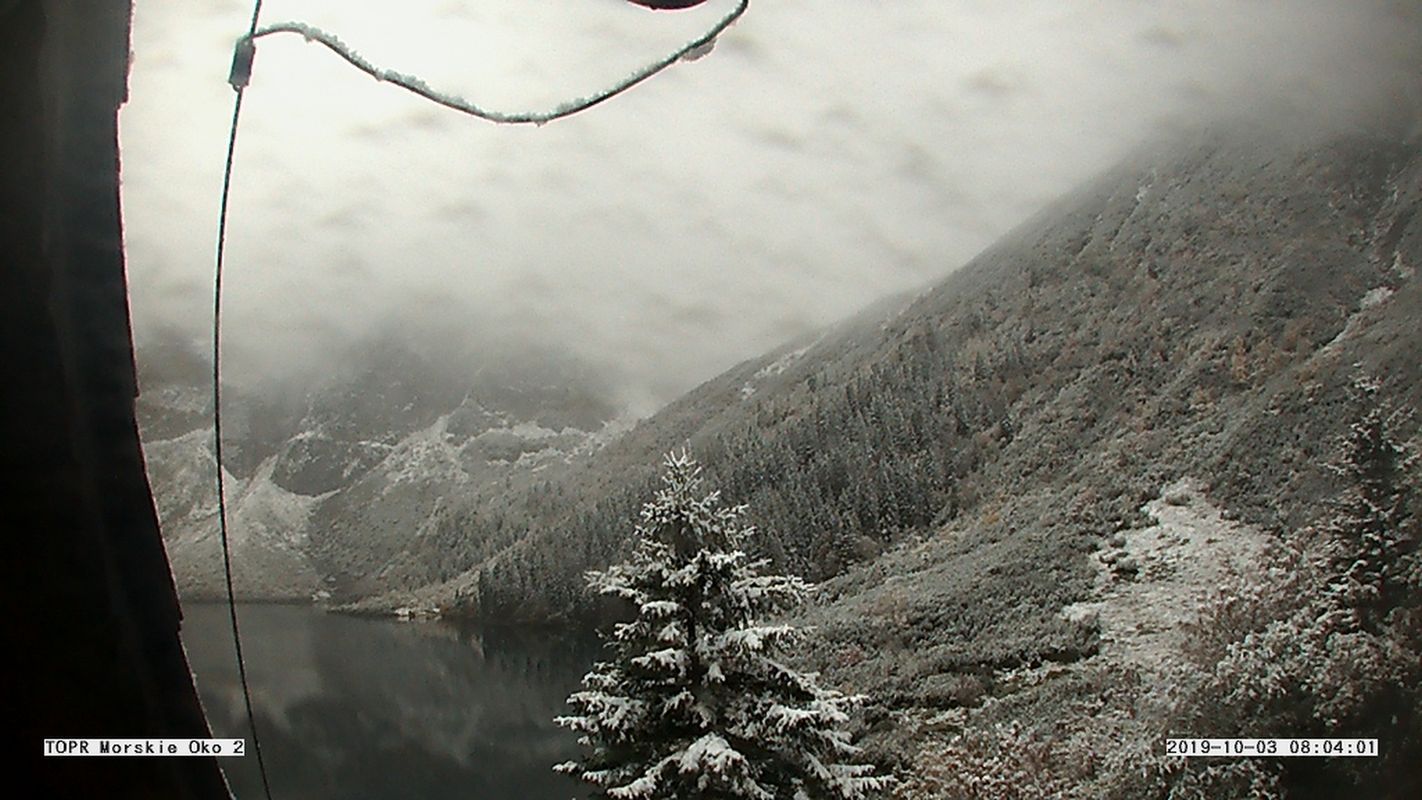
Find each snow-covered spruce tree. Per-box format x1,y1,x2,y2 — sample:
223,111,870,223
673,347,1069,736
556,451,893,800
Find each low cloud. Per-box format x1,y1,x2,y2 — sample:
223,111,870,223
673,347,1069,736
121,0,1422,405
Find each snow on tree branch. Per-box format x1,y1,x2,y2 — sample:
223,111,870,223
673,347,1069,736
557,451,893,799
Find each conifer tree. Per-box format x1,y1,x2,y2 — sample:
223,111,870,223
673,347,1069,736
1326,377,1419,632
556,451,893,800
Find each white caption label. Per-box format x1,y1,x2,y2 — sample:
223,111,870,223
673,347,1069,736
1165,738,1379,757
43,739,246,757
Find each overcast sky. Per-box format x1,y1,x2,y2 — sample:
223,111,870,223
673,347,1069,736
119,0,1421,411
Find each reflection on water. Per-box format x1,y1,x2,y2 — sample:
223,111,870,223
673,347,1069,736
181,604,597,800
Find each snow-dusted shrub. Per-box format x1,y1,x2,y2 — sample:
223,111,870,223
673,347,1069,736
1170,381,1421,798
1176,539,1321,679
898,722,1077,800
1319,378,1419,633
556,452,894,800
1160,759,1285,800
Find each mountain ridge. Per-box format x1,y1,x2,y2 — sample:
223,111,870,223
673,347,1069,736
137,334,627,602
136,120,1422,797
139,124,1420,631
394,125,1417,628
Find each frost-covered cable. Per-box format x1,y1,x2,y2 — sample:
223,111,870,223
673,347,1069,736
243,0,749,125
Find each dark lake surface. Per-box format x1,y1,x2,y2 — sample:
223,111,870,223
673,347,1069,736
181,603,598,800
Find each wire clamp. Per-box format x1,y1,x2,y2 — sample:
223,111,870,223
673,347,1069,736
228,36,256,90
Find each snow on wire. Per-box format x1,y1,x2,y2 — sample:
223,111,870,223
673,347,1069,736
238,0,750,125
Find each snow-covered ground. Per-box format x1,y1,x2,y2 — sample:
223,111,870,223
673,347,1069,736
1323,285,1396,351
1062,478,1273,678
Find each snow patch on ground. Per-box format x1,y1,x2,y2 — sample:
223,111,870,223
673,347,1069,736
1061,477,1272,677
230,454,322,552
1133,169,1159,205
754,345,811,380
146,433,322,599
568,415,637,459
740,344,814,401
1358,286,1394,309
383,417,470,490
1394,250,1415,279
491,420,564,440
1323,285,1395,350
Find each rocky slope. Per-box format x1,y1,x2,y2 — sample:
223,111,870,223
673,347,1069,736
137,333,625,602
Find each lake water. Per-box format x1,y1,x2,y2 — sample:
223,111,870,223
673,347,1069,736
180,603,598,800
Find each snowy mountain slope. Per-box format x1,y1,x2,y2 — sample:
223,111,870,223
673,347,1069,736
145,428,322,601
140,123,1420,628
409,124,1422,634
134,118,1422,797
136,334,623,602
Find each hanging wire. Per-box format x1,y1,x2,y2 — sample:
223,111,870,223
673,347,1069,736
214,2,277,799
208,3,749,799
242,0,749,125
